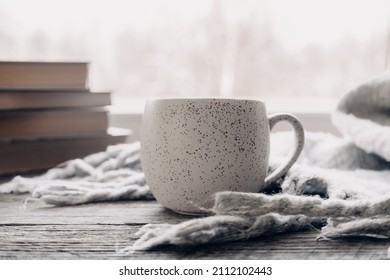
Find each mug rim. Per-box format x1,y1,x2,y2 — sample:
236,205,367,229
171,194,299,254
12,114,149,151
146,97,265,105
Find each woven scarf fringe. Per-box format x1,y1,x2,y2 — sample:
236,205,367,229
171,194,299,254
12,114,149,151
118,213,325,253
128,192,390,253
213,192,390,218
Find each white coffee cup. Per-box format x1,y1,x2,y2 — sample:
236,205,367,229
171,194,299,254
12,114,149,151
141,98,304,215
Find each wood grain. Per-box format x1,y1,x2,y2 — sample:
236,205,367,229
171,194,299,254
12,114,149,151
0,193,389,260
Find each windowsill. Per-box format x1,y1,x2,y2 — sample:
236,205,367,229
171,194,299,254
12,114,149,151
109,97,338,115
108,98,340,141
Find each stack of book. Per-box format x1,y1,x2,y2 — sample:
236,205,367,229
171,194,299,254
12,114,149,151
0,61,130,175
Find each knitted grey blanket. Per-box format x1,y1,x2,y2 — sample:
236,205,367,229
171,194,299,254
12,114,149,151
1,73,390,254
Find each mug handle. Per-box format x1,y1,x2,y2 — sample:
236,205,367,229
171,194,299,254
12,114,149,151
263,113,305,187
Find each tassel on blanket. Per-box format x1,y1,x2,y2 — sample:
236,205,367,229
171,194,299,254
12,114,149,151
319,217,390,240
212,192,390,218
30,179,153,206
130,192,390,251
119,213,326,253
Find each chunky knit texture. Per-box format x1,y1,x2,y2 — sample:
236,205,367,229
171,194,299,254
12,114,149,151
0,143,153,205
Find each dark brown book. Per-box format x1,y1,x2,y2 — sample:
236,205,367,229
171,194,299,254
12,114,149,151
0,109,108,138
0,128,131,175
0,90,111,110
0,61,88,90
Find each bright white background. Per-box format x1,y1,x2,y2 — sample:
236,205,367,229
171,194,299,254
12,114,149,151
1,0,389,112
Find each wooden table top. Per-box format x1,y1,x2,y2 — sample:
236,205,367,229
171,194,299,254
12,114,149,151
0,193,389,260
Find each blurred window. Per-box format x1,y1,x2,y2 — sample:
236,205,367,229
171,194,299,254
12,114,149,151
0,0,389,112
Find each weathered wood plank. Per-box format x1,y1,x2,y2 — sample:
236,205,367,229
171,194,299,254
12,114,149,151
0,194,189,225
0,194,389,260
0,225,388,260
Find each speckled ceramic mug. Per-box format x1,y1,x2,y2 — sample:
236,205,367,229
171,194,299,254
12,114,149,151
141,98,304,215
